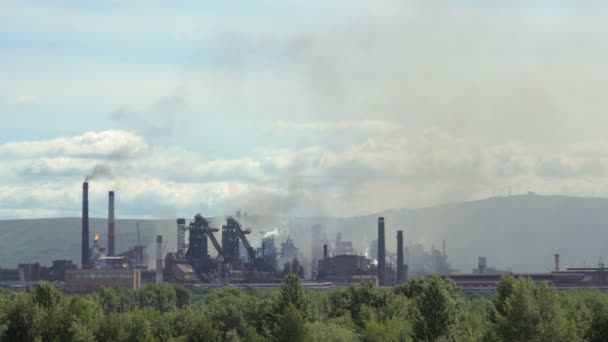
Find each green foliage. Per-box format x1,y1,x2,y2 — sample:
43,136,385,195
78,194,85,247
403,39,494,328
3,276,608,342
173,284,191,308
277,272,309,314
32,281,62,309
3,293,43,342
307,321,360,342
364,318,412,342
137,283,177,312
273,303,308,342
242,326,269,342
489,277,580,342
328,281,389,327
394,275,464,341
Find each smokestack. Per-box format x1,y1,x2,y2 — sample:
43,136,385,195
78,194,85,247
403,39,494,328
323,244,328,260
554,253,560,271
377,217,385,286
108,191,115,256
478,256,487,274
156,235,163,283
82,182,89,269
397,230,404,284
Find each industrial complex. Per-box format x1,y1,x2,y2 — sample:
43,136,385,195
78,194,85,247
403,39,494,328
2,181,608,293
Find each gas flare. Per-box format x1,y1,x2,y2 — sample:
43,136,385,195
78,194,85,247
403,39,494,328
94,233,99,241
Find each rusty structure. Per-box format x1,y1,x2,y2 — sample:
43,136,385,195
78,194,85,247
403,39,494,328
164,214,281,284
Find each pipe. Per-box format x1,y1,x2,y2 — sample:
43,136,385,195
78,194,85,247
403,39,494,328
377,217,385,286
156,235,163,283
397,230,404,284
82,182,89,269
108,191,115,256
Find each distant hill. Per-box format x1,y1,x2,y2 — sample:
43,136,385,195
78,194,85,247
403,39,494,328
2,194,608,272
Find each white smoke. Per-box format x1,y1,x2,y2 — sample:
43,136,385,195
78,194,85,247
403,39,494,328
263,228,282,239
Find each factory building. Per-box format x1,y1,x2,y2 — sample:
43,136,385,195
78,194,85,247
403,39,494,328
64,269,142,293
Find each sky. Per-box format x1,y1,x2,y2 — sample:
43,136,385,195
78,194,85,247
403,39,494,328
1,0,608,219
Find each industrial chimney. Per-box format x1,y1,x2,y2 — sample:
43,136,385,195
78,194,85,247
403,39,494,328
108,191,115,256
554,253,560,271
323,244,328,260
82,182,90,269
397,230,404,284
377,217,386,286
478,256,487,274
156,235,163,283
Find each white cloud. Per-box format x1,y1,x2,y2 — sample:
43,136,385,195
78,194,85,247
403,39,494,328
270,120,400,133
4,129,608,219
0,130,148,159
5,95,37,106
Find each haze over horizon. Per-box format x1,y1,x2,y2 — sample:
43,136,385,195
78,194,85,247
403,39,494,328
3,1,608,220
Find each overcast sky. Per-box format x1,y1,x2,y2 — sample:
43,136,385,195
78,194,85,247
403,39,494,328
1,0,608,219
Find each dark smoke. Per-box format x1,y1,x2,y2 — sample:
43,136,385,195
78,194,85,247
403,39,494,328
109,88,187,140
84,164,113,182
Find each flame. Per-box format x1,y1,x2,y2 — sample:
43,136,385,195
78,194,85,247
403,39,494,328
94,233,99,241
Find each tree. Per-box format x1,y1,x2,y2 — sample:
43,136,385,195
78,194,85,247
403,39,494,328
173,284,191,309
494,277,540,341
394,276,464,341
32,281,62,309
59,296,103,342
273,304,308,342
535,282,577,342
307,321,359,342
494,275,516,317
364,318,412,342
137,283,177,313
123,309,155,342
242,326,269,342
32,281,63,341
168,308,222,342
278,272,308,314
4,294,43,342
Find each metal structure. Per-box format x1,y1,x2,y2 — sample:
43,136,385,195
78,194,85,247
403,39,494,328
185,214,221,259
397,230,404,284
377,217,386,286
82,182,90,269
222,217,255,262
177,218,187,255
108,191,115,256
156,235,163,283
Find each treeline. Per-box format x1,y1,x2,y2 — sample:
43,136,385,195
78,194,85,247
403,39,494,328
1,274,608,341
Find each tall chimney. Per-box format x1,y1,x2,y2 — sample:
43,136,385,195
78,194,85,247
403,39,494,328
108,191,115,256
397,230,404,284
377,217,386,286
323,244,328,260
156,235,163,283
82,182,89,269
554,253,560,271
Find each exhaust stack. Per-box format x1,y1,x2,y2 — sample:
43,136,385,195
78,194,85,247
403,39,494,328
554,253,560,271
82,182,90,269
108,191,115,256
397,230,404,284
377,217,386,286
156,235,163,283
323,244,328,260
